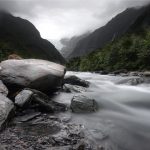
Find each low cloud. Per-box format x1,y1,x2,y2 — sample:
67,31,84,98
0,0,150,49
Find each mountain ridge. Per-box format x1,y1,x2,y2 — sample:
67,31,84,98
67,4,150,59
0,11,66,64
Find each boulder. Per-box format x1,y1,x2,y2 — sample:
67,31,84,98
64,75,89,87
143,71,150,77
15,89,67,112
15,89,33,108
99,70,109,75
0,94,14,130
111,69,128,75
70,95,97,113
63,84,87,93
0,59,66,92
0,80,8,96
116,77,144,85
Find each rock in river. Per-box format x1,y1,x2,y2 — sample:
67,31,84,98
70,95,97,113
0,59,66,92
63,84,87,93
64,75,89,87
116,77,144,85
0,94,14,130
15,89,33,108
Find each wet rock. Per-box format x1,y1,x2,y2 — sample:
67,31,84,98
129,72,139,76
14,112,41,123
111,69,128,75
15,89,33,107
64,75,89,88
63,84,87,93
143,71,150,77
0,80,8,96
116,77,144,85
15,89,67,112
32,90,67,112
120,73,128,77
0,94,14,130
99,70,109,75
0,59,66,92
129,71,143,77
52,123,85,147
70,95,97,113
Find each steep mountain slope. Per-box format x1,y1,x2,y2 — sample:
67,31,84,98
67,5,150,71
0,11,65,64
68,5,150,59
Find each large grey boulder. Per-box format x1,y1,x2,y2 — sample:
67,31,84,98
0,94,14,130
70,95,97,113
0,59,66,92
64,75,89,87
0,80,8,96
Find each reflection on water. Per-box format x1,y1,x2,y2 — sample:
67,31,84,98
62,72,150,150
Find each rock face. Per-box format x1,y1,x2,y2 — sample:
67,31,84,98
0,80,8,96
70,95,97,113
64,75,89,87
0,59,66,92
0,94,14,130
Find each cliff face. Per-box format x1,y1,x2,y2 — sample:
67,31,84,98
0,11,65,64
68,5,150,59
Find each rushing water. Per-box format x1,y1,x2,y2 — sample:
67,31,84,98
55,72,150,150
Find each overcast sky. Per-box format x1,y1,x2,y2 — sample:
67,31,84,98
0,0,150,49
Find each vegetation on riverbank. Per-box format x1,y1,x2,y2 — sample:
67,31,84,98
67,27,150,72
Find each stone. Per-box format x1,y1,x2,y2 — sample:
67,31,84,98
64,75,89,87
111,69,128,75
15,89,67,112
14,112,41,123
70,95,97,113
143,71,150,77
0,80,8,96
0,59,66,92
63,84,87,93
0,94,14,130
116,77,144,85
15,89,33,107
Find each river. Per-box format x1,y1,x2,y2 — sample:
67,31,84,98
55,71,150,150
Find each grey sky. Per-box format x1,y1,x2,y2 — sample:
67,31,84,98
0,0,150,49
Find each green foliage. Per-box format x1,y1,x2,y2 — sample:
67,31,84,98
67,27,150,71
